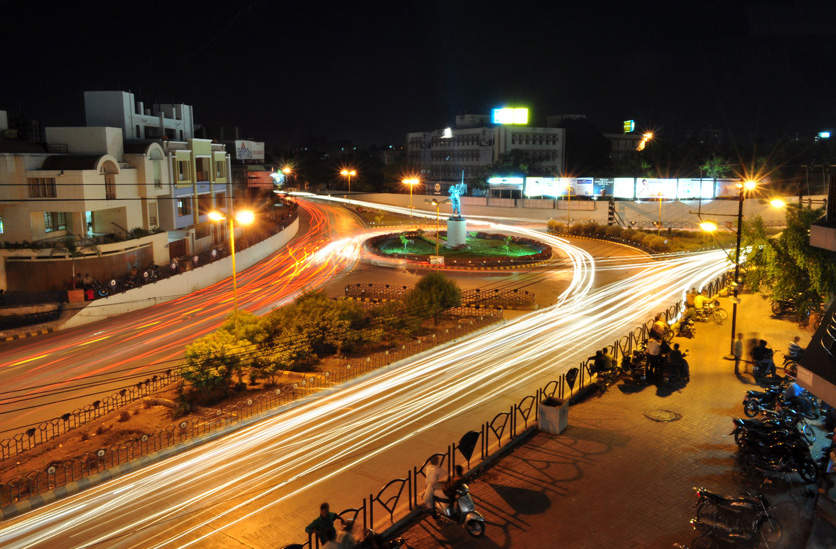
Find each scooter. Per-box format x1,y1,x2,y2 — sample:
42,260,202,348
434,483,486,537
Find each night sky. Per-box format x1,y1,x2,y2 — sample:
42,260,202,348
2,1,834,146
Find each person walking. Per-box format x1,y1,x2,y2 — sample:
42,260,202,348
733,333,744,375
788,336,803,360
422,455,443,512
305,502,344,546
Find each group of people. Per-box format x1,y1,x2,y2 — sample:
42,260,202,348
421,456,465,517
681,287,712,323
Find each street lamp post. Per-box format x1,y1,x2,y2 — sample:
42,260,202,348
727,179,757,355
402,177,420,217
431,198,440,256
565,181,572,225
340,168,357,194
208,209,255,335
282,165,293,188
657,192,664,234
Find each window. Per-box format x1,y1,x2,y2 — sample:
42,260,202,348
178,161,189,181
105,174,116,199
195,158,210,181
0,216,4,234
177,199,191,216
215,160,226,179
44,212,68,233
152,159,162,188
149,202,158,227
27,177,57,198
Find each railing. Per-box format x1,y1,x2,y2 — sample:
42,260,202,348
0,312,501,506
296,268,734,548
345,283,536,309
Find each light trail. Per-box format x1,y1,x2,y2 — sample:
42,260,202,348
0,195,730,548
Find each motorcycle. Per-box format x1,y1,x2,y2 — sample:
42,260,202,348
742,387,783,417
355,529,406,548
694,299,728,325
690,487,781,546
434,483,486,537
740,437,818,483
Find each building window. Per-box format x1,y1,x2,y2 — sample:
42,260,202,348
215,160,226,179
44,212,68,233
153,159,162,188
149,202,158,227
27,177,57,198
177,199,191,216
105,174,116,199
0,216,4,234
178,161,189,181
195,158,210,181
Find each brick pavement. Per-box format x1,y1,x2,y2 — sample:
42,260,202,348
400,293,820,548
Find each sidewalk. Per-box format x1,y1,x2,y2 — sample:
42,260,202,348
400,293,823,548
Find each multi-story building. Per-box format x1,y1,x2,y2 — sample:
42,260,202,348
84,91,194,141
406,114,565,187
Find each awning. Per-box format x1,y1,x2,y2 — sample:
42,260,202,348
797,299,836,407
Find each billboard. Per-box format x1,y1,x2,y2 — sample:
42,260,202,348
487,176,524,186
676,178,715,200
234,140,265,161
491,107,529,125
623,120,635,133
522,177,593,198
613,178,636,199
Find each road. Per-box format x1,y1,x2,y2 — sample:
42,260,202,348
0,195,730,548
0,200,363,435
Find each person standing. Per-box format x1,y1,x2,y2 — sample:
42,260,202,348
305,503,344,546
788,336,803,360
422,455,443,511
733,333,744,374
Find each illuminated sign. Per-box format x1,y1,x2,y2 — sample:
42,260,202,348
491,107,529,125
234,140,265,161
487,176,524,186
524,177,558,197
818,131,831,140
441,127,453,139
623,120,635,133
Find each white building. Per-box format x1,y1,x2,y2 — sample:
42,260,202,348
406,114,566,185
84,91,195,142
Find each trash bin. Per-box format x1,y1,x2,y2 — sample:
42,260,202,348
538,397,568,434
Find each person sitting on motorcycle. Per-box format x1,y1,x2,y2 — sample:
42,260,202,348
694,290,709,315
592,350,613,374
752,340,776,377
650,314,668,340
437,465,465,517
669,343,689,381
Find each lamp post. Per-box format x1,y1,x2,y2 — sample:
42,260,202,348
340,168,357,194
565,181,572,225
657,192,664,234
402,177,420,217
431,198,440,256
727,179,757,355
282,165,293,188
208,209,255,335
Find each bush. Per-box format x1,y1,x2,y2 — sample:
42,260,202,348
547,219,566,233
182,330,250,397
404,272,462,325
604,225,623,239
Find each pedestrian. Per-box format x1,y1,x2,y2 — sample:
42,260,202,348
422,455,443,511
650,314,668,340
305,502,344,546
646,336,662,378
733,333,744,374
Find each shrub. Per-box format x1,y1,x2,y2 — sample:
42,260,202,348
547,219,566,233
404,272,462,325
604,225,623,238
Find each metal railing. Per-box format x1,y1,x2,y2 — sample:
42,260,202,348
296,269,734,548
345,283,536,309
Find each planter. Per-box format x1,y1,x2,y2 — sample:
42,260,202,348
538,397,568,434
67,289,85,303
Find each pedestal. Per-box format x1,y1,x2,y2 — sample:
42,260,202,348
446,217,467,247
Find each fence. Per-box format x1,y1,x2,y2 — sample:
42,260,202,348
297,268,734,548
0,311,502,507
344,283,536,309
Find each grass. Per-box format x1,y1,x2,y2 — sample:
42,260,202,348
377,234,542,257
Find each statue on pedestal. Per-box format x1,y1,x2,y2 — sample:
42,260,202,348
448,183,466,218
446,183,467,247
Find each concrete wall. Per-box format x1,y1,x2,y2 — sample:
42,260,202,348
45,127,124,159
62,217,299,328
354,192,819,229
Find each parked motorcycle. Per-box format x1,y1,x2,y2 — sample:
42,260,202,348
694,299,728,325
355,529,406,548
743,387,784,417
433,483,486,537
690,487,781,546
740,436,818,482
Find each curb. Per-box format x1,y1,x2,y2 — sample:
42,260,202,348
0,326,53,342
0,319,506,521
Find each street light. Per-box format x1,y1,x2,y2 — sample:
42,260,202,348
208,209,255,334
657,191,664,234
769,198,787,209
340,168,357,193
402,177,420,216
565,180,572,225
699,221,718,233
726,179,759,356
636,131,655,151
431,198,440,256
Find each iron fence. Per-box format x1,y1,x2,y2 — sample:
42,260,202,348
344,283,535,309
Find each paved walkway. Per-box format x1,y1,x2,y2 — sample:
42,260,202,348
401,293,822,548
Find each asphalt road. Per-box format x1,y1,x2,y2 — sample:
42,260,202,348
0,200,363,435
0,200,729,548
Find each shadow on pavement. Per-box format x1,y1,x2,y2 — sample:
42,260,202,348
489,483,551,515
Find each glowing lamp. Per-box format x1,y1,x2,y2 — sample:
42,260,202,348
699,221,718,233
207,211,225,222
491,107,529,125
282,166,292,175
235,210,255,226
769,198,786,209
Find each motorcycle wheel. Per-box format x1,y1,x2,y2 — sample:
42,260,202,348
800,423,816,445
759,516,782,545
713,308,728,325
743,399,760,417
799,460,818,483
465,519,485,538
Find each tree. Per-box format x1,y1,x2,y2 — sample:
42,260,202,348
743,207,836,317
404,273,461,325
699,156,731,179
182,330,251,398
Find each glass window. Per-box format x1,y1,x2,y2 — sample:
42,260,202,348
177,199,192,216
27,177,56,198
44,212,67,232
215,160,226,179
0,216,4,234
